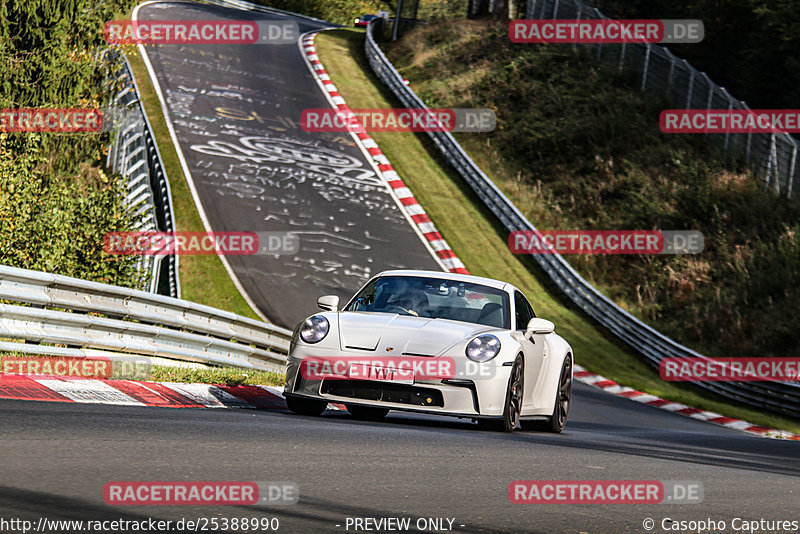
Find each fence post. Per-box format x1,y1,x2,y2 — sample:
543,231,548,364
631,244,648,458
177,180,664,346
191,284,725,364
684,61,694,108
552,0,559,18
667,53,675,94
765,134,777,193
704,75,714,137
525,0,535,19
787,144,797,199
594,8,603,61
746,132,752,164
724,98,733,149
641,44,651,91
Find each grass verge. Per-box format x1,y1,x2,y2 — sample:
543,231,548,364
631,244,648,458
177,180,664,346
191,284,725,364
148,365,284,386
313,28,800,434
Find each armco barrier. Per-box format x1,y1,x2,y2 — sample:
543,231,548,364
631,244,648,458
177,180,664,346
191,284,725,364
365,21,800,417
107,54,179,297
0,265,290,372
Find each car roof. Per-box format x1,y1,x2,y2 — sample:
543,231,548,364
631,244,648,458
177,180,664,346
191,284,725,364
374,269,515,292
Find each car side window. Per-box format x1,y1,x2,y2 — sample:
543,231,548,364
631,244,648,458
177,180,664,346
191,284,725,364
514,291,534,330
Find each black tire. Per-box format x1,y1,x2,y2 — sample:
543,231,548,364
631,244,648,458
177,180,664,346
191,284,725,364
286,396,327,416
478,354,524,432
346,404,389,421
521,354,572,433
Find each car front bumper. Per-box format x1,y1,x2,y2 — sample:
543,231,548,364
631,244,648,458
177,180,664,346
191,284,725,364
283,351,513,418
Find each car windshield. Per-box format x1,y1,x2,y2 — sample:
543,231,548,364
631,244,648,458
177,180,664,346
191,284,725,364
344,275,510,329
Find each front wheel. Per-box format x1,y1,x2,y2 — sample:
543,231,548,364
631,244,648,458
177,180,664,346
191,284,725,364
522,354,572,433
286,396,327,416
478,354,524,432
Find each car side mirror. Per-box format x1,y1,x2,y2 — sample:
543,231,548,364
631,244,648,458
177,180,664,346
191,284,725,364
317,295,339,312
526,318,554,335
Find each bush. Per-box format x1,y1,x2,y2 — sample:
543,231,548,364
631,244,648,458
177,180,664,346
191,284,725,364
0,0,145,287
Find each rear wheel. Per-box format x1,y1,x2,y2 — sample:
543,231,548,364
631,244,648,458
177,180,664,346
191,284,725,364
286,396,327,416
346,404,389,421
478,354,523,432
522,354,572,433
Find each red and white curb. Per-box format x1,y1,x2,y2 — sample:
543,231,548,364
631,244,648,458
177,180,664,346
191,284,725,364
0,375,346,411
1,370,796,439
300,32,469,275
574,364,800,440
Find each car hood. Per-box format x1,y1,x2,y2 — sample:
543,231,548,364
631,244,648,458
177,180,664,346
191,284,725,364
337,312,492,356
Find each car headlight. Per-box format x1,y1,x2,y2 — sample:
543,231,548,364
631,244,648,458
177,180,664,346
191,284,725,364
354,17,360,23
300,315,329,343
465,334,501,362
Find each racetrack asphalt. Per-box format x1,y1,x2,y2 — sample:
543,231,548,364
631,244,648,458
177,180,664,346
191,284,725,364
1,382,797,533
136,1,441,328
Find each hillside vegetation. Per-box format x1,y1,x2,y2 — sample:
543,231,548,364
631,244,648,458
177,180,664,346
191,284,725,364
587,0,800,112
0,0,143,287
384,20,800,359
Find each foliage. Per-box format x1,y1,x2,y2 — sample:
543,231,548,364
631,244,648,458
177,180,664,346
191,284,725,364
0,0,145,287
418,0,469,20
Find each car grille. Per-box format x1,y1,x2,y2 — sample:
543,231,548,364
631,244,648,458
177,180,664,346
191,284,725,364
321,380,444,407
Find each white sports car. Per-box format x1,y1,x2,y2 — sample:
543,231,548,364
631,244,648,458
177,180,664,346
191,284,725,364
283,270,573,432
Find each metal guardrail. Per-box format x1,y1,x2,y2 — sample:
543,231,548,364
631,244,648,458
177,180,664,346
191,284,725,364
0,265,291,372
107,54,179,297
525,0,799,198
365,21,800,418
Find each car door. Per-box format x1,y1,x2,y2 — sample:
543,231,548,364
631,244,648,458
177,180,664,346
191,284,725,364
514,291,546,411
